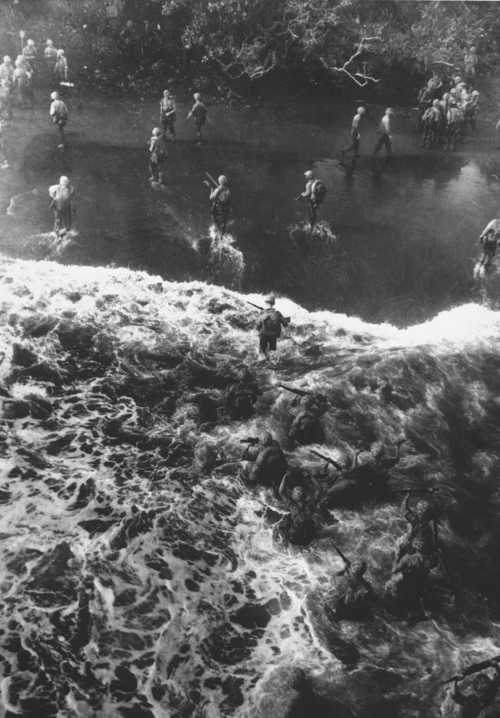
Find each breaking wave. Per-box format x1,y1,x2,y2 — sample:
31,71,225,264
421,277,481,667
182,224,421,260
1,256,500,717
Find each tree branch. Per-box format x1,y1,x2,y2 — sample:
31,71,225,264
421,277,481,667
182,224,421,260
321,36,382,87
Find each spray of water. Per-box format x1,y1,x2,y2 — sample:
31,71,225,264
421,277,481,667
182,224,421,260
0,257,500,716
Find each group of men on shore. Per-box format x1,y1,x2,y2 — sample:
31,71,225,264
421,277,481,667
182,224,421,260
417,70,480,150
0,38,69,120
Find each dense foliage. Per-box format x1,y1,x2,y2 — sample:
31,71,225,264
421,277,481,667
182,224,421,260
2,0,500,93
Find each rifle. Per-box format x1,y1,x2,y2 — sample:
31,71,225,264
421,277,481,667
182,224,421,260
279,384,313,398
247,300,264,311
310,449,343,472
332,543,350,571
240,437,259,445
440,654,500,686
205,171,218,187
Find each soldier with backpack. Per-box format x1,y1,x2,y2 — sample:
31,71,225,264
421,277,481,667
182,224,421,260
256,294,290,362
160,89,176,140
187,92,208,143
477,218,500,273
49,90,68,147
296,170,327,231
148,127,168,185
205,173,231,236
48,175,75,236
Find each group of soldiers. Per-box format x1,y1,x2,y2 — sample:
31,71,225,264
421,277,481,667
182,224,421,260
0,34,73,234
0,37,69,119
237,366,500,714
417,70,480,150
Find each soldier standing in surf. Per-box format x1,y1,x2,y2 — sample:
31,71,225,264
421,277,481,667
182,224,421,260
49,91,68,147
187,92,208,143
296,170,327,232
256,294,290,362
204,173,231,237
49,175,75,236
477,218,500,273
160,89,176,140
148,127,168,185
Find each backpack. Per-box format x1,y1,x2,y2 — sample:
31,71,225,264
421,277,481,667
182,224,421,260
194,102,207,124
214,187,230,207
261,310,282,336
311,179,327,206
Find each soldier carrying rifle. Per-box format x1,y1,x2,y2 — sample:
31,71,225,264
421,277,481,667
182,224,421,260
247,295,290,362
203,172,231,237
280,384,328,445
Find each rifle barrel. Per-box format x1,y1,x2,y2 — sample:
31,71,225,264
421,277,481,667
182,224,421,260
205,171,218,186
311,449,343,471
441,654,500,686
331,542,350,566
279,384,310,397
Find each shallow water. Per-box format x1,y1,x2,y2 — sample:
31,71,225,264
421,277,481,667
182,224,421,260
1,91,500,326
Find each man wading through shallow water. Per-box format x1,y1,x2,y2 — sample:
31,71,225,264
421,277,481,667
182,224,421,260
477,218,500,272
148,127,168,185
187,92,208,143
204,174,231,237
373,107,394,159
49,90,68,148
160,89,176,140
341,106,366,161
49,175,75,236
296,170,327,232
256,294,290,362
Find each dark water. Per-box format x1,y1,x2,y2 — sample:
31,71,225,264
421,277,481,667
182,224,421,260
1,91,500,325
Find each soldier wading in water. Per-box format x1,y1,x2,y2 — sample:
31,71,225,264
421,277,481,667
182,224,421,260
204,173,231,237
256,294,290,362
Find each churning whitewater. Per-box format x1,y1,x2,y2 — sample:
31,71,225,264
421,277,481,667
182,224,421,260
1,256,500,718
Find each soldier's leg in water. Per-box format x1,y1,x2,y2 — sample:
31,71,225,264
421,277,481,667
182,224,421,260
53,208,61,234
373,135,384,155
149,159,158,182
57,206,70,235
221,210,228,235
309,202,317,229
342,134,355,158
58,122,66,146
